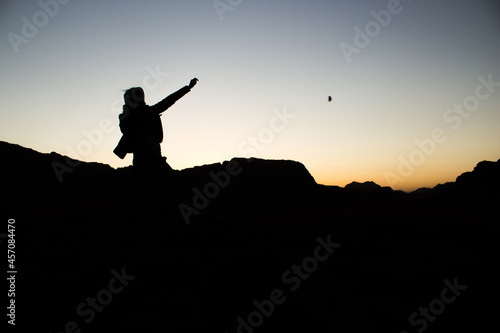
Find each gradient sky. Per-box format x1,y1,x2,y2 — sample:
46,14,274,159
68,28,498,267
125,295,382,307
1,0,499,191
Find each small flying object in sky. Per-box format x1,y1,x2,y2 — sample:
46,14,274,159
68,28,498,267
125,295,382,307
328,96,332,102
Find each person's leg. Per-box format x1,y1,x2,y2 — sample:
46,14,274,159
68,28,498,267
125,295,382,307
132,154,168,217
133,154,189,224
155,156,188,203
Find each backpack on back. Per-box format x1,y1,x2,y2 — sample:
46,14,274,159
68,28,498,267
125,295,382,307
113,107,135,159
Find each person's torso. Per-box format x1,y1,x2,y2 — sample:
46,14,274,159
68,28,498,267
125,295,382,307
131,107,163,155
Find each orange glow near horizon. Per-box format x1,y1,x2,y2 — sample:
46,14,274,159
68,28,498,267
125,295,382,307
1,1,499,194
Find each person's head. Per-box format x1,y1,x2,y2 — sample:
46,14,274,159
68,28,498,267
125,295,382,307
123,87,145,110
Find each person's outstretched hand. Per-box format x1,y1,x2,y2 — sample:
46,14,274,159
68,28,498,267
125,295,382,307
189,78,198,89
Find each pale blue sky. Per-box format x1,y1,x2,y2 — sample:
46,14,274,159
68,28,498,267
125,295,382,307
1,0,499,190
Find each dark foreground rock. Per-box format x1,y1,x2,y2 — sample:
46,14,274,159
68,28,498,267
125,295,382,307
2,141,499,332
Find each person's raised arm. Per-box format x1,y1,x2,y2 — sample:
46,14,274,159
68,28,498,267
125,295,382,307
150,78,198,114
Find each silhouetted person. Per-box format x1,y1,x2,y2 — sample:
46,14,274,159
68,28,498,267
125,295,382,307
114,78,198,201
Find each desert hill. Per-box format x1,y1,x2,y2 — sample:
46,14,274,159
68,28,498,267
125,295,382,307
2,140,499,332
2,140,499,215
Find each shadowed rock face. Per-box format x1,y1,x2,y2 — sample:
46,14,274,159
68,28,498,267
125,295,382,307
344,181,394,195
0,142,314,189
2,140,499,211
2,140,499,332
455,159,500,196
0,141,321,218
178,157,317,192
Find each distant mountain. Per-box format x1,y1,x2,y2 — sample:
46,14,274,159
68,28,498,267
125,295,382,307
454,160,500,196
344,181,393,195
409,159,500,203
